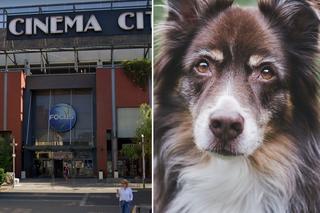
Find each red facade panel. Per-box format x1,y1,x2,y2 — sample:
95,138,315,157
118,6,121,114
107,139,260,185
8,72,25,177
116,68,149,107
0,71,25,177
96,68,112,176
0,74,3,130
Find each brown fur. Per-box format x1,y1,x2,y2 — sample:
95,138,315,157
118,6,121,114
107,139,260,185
155,0,320,212
250,134,298,174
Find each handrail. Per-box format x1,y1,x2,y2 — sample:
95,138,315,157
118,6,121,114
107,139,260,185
0,0,151,28
132,205,152,213
0,0,150,11
0,63,124,72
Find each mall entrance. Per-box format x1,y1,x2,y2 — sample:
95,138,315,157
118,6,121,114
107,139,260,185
29,150,95,178
54,160,63,178
23,88,97,178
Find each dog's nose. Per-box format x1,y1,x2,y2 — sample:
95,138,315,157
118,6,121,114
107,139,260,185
209,111,244,140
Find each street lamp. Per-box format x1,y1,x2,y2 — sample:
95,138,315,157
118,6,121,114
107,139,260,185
11,137,17,188
141,134,145,189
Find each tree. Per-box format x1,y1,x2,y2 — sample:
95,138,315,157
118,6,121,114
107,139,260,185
0,135,12,172
121,144,141,160
122,59,151,90
121,104,152,176
0,168,5,185
134,103,152,156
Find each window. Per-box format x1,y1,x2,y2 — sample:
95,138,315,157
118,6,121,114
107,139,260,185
117,108,139,138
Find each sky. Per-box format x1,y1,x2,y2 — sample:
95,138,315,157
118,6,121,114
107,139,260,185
0,0,102,8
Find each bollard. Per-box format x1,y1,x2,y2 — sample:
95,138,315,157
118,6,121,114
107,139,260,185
98,171,103,180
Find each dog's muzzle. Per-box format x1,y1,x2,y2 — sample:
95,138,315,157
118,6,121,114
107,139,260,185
208,110,244,156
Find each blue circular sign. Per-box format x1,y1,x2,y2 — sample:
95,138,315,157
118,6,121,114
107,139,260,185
49,104,77,132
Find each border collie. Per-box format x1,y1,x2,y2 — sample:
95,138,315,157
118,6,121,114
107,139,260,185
154,0,320,212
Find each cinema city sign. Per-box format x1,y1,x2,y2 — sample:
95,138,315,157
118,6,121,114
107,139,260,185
9,15,102,35
7,9,151,40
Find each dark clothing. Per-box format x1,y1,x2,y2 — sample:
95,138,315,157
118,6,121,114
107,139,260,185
63,166,69,179
120,200,131,213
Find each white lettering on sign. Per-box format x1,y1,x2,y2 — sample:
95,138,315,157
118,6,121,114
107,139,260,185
50,16,64,34
118,12,135,30
8,15,102,36
8,11,150,37
33,17,49,34
49,114,75,120
25,18,32,35
84,15,102,32
65,15,84,32
9,18,24,35
136,12,144,29
118,11,151,31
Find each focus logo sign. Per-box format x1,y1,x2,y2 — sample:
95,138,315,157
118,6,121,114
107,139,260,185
49,104,77,132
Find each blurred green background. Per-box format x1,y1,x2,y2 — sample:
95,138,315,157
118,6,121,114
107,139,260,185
154,0,257,56
154,0,256,24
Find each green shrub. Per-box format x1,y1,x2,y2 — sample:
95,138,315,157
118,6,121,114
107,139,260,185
5,172,13,185
0,168,5,185
0,135,12,172
122,59,151,89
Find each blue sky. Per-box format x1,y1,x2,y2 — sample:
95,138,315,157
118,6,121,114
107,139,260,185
0,0,101,7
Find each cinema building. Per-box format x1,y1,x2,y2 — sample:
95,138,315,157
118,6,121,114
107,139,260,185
0,0,151,178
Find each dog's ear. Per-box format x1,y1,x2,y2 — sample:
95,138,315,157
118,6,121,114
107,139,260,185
308,0,320,8
155,0,234,96
167,0,233,25
307,0,320,18
258,0,319,54
162,0,234,49
259,0,320,124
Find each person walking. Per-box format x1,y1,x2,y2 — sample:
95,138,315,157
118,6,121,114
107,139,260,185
63,164,69,181
116,179,133,213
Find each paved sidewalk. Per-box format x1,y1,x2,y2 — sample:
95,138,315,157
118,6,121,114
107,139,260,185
1,178,152,193
0,183,11,192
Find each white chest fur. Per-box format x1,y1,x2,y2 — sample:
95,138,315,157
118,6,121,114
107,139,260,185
166,156,290,213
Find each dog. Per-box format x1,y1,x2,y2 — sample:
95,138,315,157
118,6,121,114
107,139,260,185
154,0,320,212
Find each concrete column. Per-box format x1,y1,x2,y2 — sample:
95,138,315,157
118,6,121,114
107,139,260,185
111,49,118,176
3,54,8,130
3,72,7,130
111,137,118,176
148,77,151,105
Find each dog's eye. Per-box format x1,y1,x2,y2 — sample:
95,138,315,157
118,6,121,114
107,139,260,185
260,66,275,80
195,61,210,75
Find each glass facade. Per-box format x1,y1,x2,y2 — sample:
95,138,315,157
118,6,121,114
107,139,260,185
117,108,140,138
30,89,95,177
116,108,140,177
